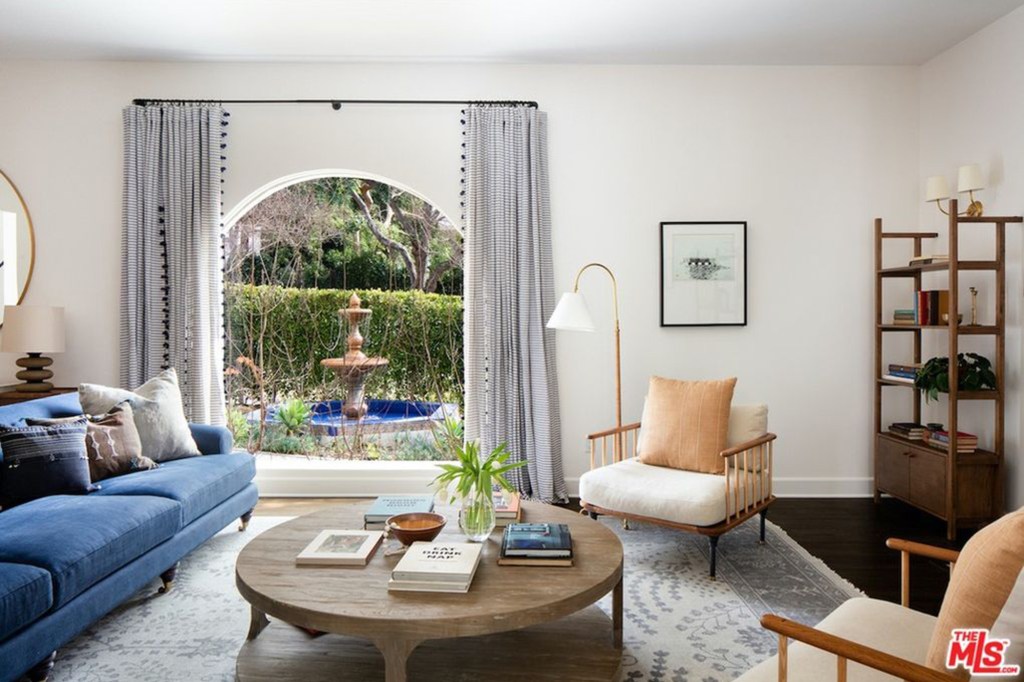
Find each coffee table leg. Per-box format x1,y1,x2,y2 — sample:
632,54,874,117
373,637,421,682
613,574,623,648
247,605,270,641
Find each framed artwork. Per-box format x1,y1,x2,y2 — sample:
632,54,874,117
660,221,747,327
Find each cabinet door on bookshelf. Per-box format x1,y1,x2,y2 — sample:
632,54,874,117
876,436,910,499
908,449,946,517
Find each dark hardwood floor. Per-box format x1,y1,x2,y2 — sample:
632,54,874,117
256,496,966,616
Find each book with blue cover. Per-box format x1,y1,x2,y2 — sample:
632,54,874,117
363,495,435,529
501,523,573,558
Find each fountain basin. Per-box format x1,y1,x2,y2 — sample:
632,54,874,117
249,399,459,437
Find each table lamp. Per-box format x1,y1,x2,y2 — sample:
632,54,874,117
1,305,65,392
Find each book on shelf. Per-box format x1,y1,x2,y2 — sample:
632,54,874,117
501,523,573,559
924,430,978,453
363,495,435,530
296,529,384,566
888,422,927,440
881,374,916,385
912,290,949,326
908,254,949,265
388,542,483,593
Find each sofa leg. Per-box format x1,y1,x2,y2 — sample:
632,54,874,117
759,508,768,544
159,563,178,594
239,508,254,532
708,536,719,580
25,651,56,682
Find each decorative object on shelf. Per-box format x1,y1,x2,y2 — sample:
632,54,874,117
547,261,624,458
0,170,36,324
0,305,65,392
431,418,523,542
914,353,996,402
969,286,979,325
658,222,746,327
924,164,985,217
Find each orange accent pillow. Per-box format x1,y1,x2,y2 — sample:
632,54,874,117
926,506,1024,678
637,377,737,474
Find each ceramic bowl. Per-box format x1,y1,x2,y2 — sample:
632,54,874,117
385,512,447,546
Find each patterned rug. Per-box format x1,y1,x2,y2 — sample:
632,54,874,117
50,515,862,681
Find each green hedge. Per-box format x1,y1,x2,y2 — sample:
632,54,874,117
226,284,463,405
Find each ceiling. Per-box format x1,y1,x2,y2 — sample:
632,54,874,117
1,0,1022,65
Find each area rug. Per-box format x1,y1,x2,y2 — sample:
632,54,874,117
50,515,862,681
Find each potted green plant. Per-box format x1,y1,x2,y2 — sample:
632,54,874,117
915,353,996,402
431,418,525,541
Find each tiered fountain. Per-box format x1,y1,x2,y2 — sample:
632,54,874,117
320,294,390,418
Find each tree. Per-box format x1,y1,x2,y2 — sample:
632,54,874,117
352,180,463,293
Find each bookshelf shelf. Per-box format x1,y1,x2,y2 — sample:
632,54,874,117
873,199,1019,540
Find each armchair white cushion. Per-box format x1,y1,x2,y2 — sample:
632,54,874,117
736,598,937,682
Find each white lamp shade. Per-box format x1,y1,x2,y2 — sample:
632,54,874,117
925,175,950,202
957,164,984,193
546,292,595,332
1,305,65,353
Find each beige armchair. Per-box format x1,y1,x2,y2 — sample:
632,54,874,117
579,404,777,578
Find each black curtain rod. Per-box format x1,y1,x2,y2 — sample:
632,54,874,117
131,98,538,109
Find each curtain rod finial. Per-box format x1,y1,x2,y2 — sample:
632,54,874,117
331,101,342,111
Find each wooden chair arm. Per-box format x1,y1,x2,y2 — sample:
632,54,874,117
586,423,641,469
761,614,960,682
587,422,641,441
886,538,959,607
886,538,960,564
720,432,777,457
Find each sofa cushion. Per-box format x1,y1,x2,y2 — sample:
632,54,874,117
0,494,181,608
926,506,1024,678
735,598,937,682
93,453,255,526
580,457,762,527
0,562,53,641
638,376,737,474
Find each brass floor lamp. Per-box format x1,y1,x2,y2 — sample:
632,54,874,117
546,262,623,459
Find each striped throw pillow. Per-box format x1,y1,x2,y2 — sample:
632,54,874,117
0,418,97,509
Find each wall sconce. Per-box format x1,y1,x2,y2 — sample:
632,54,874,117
925,164,985,217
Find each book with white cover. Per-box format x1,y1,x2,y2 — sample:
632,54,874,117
391,541,483,584
296,530,383,566
387,577,473,594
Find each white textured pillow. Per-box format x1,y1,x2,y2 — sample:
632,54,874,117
79,368,200,462
727,404,768,448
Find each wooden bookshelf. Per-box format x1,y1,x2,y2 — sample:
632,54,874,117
873,200,1021,539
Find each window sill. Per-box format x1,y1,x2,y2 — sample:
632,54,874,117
254,454,449,497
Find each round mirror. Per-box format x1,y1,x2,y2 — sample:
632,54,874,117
0,170,36,326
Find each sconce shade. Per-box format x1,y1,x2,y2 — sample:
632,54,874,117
925,175,950,202
547,292,596,332
957,164,984,193
1,305,65,353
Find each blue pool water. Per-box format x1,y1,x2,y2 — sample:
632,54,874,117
252,399,458,436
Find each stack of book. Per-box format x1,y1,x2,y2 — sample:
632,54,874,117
926,430,979,454
913,289,950,326
893,309,917,326
909,254,949,267
363,495,435,530
388,542,483,593
889,422,927,440
493,491,522,527
882,363,920,384
498,522,574,567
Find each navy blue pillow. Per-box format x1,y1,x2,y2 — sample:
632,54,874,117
0,417,97,509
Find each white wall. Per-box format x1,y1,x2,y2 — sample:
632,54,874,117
0,61,921,495
919,5,1024,508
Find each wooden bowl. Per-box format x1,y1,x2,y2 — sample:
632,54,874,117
385,512,447,546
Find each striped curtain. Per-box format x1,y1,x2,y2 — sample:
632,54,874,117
122,104,227,425
463,105,567,503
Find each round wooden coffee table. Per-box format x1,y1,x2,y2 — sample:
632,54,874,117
235,501,623,682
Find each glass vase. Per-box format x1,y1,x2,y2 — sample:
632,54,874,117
459,488,496,542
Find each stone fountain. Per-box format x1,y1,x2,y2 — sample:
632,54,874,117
320,294,389,419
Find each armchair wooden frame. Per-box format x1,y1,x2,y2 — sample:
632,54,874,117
581,422,778,577
758,539,961,682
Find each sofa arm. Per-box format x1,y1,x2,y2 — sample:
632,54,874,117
190,423,234,455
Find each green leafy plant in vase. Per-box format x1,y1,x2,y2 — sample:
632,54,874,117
431,417,525,542
915,353,996,402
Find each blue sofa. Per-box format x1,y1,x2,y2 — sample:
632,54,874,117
0,393,258,682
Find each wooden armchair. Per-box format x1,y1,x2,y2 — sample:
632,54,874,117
737,539,962,682
579,404,777,577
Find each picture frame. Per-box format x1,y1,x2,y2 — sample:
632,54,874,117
659,221,747,327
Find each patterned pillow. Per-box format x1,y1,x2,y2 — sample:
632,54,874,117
0,418,97,509
79,368,200,462
27,403,158,482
